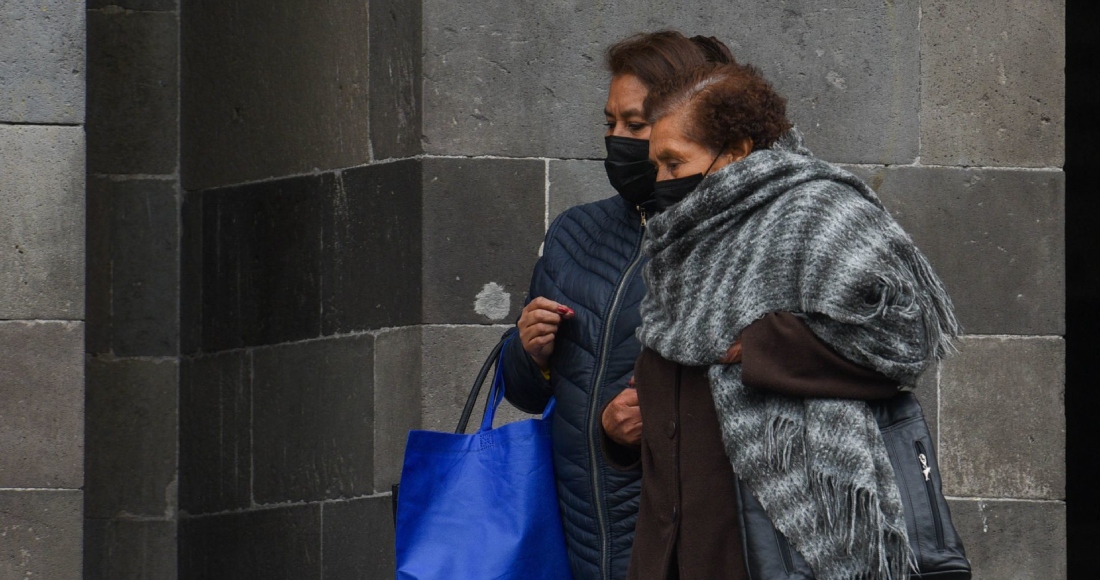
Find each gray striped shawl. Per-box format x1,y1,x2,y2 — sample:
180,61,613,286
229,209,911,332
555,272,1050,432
637,131,958,579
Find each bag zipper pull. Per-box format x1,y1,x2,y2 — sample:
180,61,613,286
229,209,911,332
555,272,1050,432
637,206,647,227
919,453,932,481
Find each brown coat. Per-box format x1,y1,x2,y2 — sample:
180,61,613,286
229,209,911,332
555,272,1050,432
612,313,898,580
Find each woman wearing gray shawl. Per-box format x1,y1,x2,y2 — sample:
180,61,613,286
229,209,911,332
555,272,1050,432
625,62,959,579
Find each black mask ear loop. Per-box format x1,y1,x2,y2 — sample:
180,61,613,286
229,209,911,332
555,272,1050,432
702,139,729,177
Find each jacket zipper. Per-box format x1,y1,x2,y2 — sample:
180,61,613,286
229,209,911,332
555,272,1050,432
915,440,946,550
586,208,647,580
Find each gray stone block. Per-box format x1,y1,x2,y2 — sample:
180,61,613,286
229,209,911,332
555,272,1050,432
422,158,545,324
549,159,616,221
200,174,331,351
0,321,83,489
179,505,321,580
939,337,1065,500
0,126,85,320
85,357,179,519
87,177,180,357
84,519,177,580
423,0,919,164
949,499,1065,579
179,192,202,355
859,166,1064,336
374,327,422,491
921,1,1065,167
0,490,83,580
179,352,251,514
86,180,113,355
87,10,179,175
322,497,395,580
0,0,84,123
88,0,177,10
369,0,422,159
252,335,374,504
421,325,536,434
180,0,371,190
323,160,422,335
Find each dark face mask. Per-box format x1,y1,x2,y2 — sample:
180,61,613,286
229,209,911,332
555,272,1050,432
604,136,657,206
650,149,724,212
651,173,706,212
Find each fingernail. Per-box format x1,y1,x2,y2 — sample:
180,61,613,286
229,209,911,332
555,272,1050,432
557,305,572,315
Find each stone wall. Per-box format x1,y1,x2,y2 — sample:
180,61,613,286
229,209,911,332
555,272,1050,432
176,0,422,578
83,1,182,578
0,1,86,578
420,0,1066,577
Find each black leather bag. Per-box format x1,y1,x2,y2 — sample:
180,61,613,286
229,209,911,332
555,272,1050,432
735,392,971,579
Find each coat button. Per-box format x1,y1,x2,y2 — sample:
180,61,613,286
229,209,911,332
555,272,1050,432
666,420,677,439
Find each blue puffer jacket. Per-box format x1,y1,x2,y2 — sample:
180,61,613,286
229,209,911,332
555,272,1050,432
501,195,646,580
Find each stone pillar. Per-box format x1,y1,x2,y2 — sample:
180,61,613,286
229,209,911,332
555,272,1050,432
83,1,182,578
177,0,421,577
0,1,86,579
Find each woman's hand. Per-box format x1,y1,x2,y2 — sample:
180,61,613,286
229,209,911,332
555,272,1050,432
602,377,642,446
719,339,743,364
517,297,574,370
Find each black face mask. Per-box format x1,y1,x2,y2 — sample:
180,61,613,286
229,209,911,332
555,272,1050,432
650,149,725,212
651,173,705,212
604,136,657,206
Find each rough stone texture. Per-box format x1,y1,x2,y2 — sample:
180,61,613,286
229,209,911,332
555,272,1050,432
0,0,85,123
200,174,333,352
373,327,422,491
179,505,321,580
423,0,919,163
940,337,1065,500
949,499,1066,579
0,322,83,488
179,352,251,514
0,490,83,580
86,177,180,357
88,0,177,10
180,0,371,190
549,159,616,221
86,180,113,354
85,358,178,519
856,166,1064,336
252,335,374,504
369,0,422,160
87,10,179,175
322,497,396,580
422,158,545,324
179,192,203,355
0,126,85,320
84,519,177,580
323,161,422,335
421,325,535,434
921,0,1065,167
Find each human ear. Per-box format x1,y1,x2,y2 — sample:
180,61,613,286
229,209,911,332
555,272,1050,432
726,137,754,163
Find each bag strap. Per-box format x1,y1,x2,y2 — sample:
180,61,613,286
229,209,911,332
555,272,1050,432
454,335,508,434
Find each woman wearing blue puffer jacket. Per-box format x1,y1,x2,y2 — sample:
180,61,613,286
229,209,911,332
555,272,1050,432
499,31,735,580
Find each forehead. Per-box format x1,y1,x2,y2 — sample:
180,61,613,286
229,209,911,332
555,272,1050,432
606,74,648,111
649,109,694,153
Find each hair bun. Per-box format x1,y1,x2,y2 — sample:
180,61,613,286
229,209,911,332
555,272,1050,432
689,36,736,65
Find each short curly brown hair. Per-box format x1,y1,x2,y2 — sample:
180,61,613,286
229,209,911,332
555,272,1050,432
644,62,792,153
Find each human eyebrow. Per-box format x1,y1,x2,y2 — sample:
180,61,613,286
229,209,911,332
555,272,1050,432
620,108,645,120
603,108,614,118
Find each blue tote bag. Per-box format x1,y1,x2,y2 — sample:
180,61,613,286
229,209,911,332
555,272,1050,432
395,336,572,580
